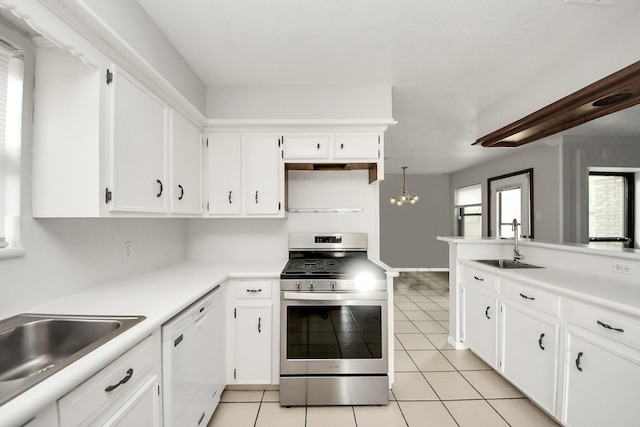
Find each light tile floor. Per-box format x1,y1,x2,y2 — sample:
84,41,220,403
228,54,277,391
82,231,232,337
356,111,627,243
208,272,560,427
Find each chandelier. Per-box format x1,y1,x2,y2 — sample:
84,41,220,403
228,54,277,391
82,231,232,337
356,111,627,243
390,166,419,206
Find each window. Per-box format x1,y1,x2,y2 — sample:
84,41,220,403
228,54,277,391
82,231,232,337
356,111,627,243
488,169,533,239
454,184,482,237
0,40,24,254
588,172,635,248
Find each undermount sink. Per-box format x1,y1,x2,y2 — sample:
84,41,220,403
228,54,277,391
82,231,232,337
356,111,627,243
0,313,145,405
473,259,544,269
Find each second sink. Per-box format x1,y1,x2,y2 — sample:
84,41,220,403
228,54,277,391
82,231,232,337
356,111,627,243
473,259,543,269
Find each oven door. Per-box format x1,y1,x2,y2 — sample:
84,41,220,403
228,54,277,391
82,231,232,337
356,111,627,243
280,291,388,376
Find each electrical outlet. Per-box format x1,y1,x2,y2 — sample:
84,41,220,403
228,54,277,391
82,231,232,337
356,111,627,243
123,241,132,260
613,263,634,275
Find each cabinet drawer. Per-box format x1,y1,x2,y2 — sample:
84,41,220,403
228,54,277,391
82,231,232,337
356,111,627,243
58,334,157,427
460,266,499,293
501,281,559,316
283,135,329,159
566,300,640,351
236,280,272,299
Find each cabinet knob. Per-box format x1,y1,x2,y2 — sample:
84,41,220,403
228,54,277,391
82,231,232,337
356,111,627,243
340,143,344,149
485,306,490,319
258,317,262,333
178,184,184,200
316,143,320,149
229,190,233,204
255,191,259,204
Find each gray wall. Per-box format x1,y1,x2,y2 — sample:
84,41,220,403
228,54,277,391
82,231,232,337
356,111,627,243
449,140,562,242
379,174,450,269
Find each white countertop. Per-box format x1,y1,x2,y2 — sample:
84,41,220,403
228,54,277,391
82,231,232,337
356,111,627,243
0,259,286,427
459,259,640,317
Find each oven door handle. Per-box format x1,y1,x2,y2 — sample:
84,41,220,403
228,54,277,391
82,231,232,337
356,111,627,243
282,291,387,301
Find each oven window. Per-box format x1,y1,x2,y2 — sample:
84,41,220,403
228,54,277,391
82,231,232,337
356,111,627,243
286,305,382,359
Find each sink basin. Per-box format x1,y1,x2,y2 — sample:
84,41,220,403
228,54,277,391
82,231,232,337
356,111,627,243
0,314,145,405
473,259,544,269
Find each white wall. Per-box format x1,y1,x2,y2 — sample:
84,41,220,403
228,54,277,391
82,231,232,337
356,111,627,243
187,170,380,260
449,140,562,242
207,86,392,119
0,17,188,320
80,0,207,113
379,173,450,269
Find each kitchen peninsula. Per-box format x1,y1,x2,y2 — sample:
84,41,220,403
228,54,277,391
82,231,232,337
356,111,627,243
438,236,640,426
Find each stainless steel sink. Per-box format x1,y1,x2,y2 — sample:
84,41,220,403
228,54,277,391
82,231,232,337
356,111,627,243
473,259,544,269
0,314,145,405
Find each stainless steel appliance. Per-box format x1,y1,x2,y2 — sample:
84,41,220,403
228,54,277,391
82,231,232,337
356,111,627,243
280,233,389,406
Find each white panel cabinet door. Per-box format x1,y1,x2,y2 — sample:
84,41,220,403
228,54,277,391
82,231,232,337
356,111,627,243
502,303,559,415
102,375,161,427
170,111,202,214
207,134,242,215
563,332,640,427
244,135,281,216
109,67,168,213
333,134,380,159
282,135,329,159
462,286,499,368
235,305,272,384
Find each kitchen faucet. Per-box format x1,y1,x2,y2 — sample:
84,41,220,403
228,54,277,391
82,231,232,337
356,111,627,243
512,218,524,262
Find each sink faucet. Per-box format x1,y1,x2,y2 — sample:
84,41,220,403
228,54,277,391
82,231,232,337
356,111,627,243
512,219,524,262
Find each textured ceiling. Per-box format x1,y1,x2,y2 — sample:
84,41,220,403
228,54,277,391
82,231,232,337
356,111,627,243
136,0,640,174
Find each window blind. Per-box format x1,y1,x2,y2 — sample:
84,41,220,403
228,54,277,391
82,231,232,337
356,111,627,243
0,44,10,248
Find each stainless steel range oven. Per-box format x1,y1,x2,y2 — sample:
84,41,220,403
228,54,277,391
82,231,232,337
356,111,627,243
280,233,389,406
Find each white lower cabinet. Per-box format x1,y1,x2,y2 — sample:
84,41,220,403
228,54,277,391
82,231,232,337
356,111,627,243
58,333,162,427
501,303,559,414
462,285,499,368
227,279,279,385
563,332,640,427
23,403,59,427
235,305,272,384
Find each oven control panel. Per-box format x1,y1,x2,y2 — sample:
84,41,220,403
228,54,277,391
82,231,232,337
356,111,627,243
315,235,342,244
281,279,387,292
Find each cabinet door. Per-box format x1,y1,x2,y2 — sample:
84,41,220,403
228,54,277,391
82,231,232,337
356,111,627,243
564,333,640,427
110,68,167,212
333,134,379,159
170,111,202,214
282,135,329,159
502,304,558,414
207,134,242,215
101,375,161,427
462,286,498,368
244,135,281,215
235,305,272,384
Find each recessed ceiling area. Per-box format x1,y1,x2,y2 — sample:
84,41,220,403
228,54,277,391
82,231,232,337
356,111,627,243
136,0,640,174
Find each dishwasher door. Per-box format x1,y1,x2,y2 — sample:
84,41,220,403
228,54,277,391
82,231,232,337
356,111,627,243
162,285,225,427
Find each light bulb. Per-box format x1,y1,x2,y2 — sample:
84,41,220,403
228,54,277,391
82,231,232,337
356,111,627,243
401,195,407,201
397,200,403,206
414,195,419,202
390,197,396,204
410,199,416,204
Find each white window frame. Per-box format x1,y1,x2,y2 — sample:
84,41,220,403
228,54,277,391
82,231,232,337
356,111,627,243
0,40,24,259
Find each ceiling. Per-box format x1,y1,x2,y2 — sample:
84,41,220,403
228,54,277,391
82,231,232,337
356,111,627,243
136,0,640,174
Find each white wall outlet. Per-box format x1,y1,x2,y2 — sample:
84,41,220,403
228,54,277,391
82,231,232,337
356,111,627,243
612,263,634,275
123,241,132,260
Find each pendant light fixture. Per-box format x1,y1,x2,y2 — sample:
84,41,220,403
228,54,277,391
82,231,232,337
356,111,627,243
390,166,419,206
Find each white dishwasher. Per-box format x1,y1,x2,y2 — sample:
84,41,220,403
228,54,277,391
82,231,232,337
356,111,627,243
162,285,225,427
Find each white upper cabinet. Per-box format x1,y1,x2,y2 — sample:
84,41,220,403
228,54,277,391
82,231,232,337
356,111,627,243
333,134,380,159
170,111,202,214
282,135,329,159
207,134,242,215
108,66,168,213
206,133,284,218
245,135,281,216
